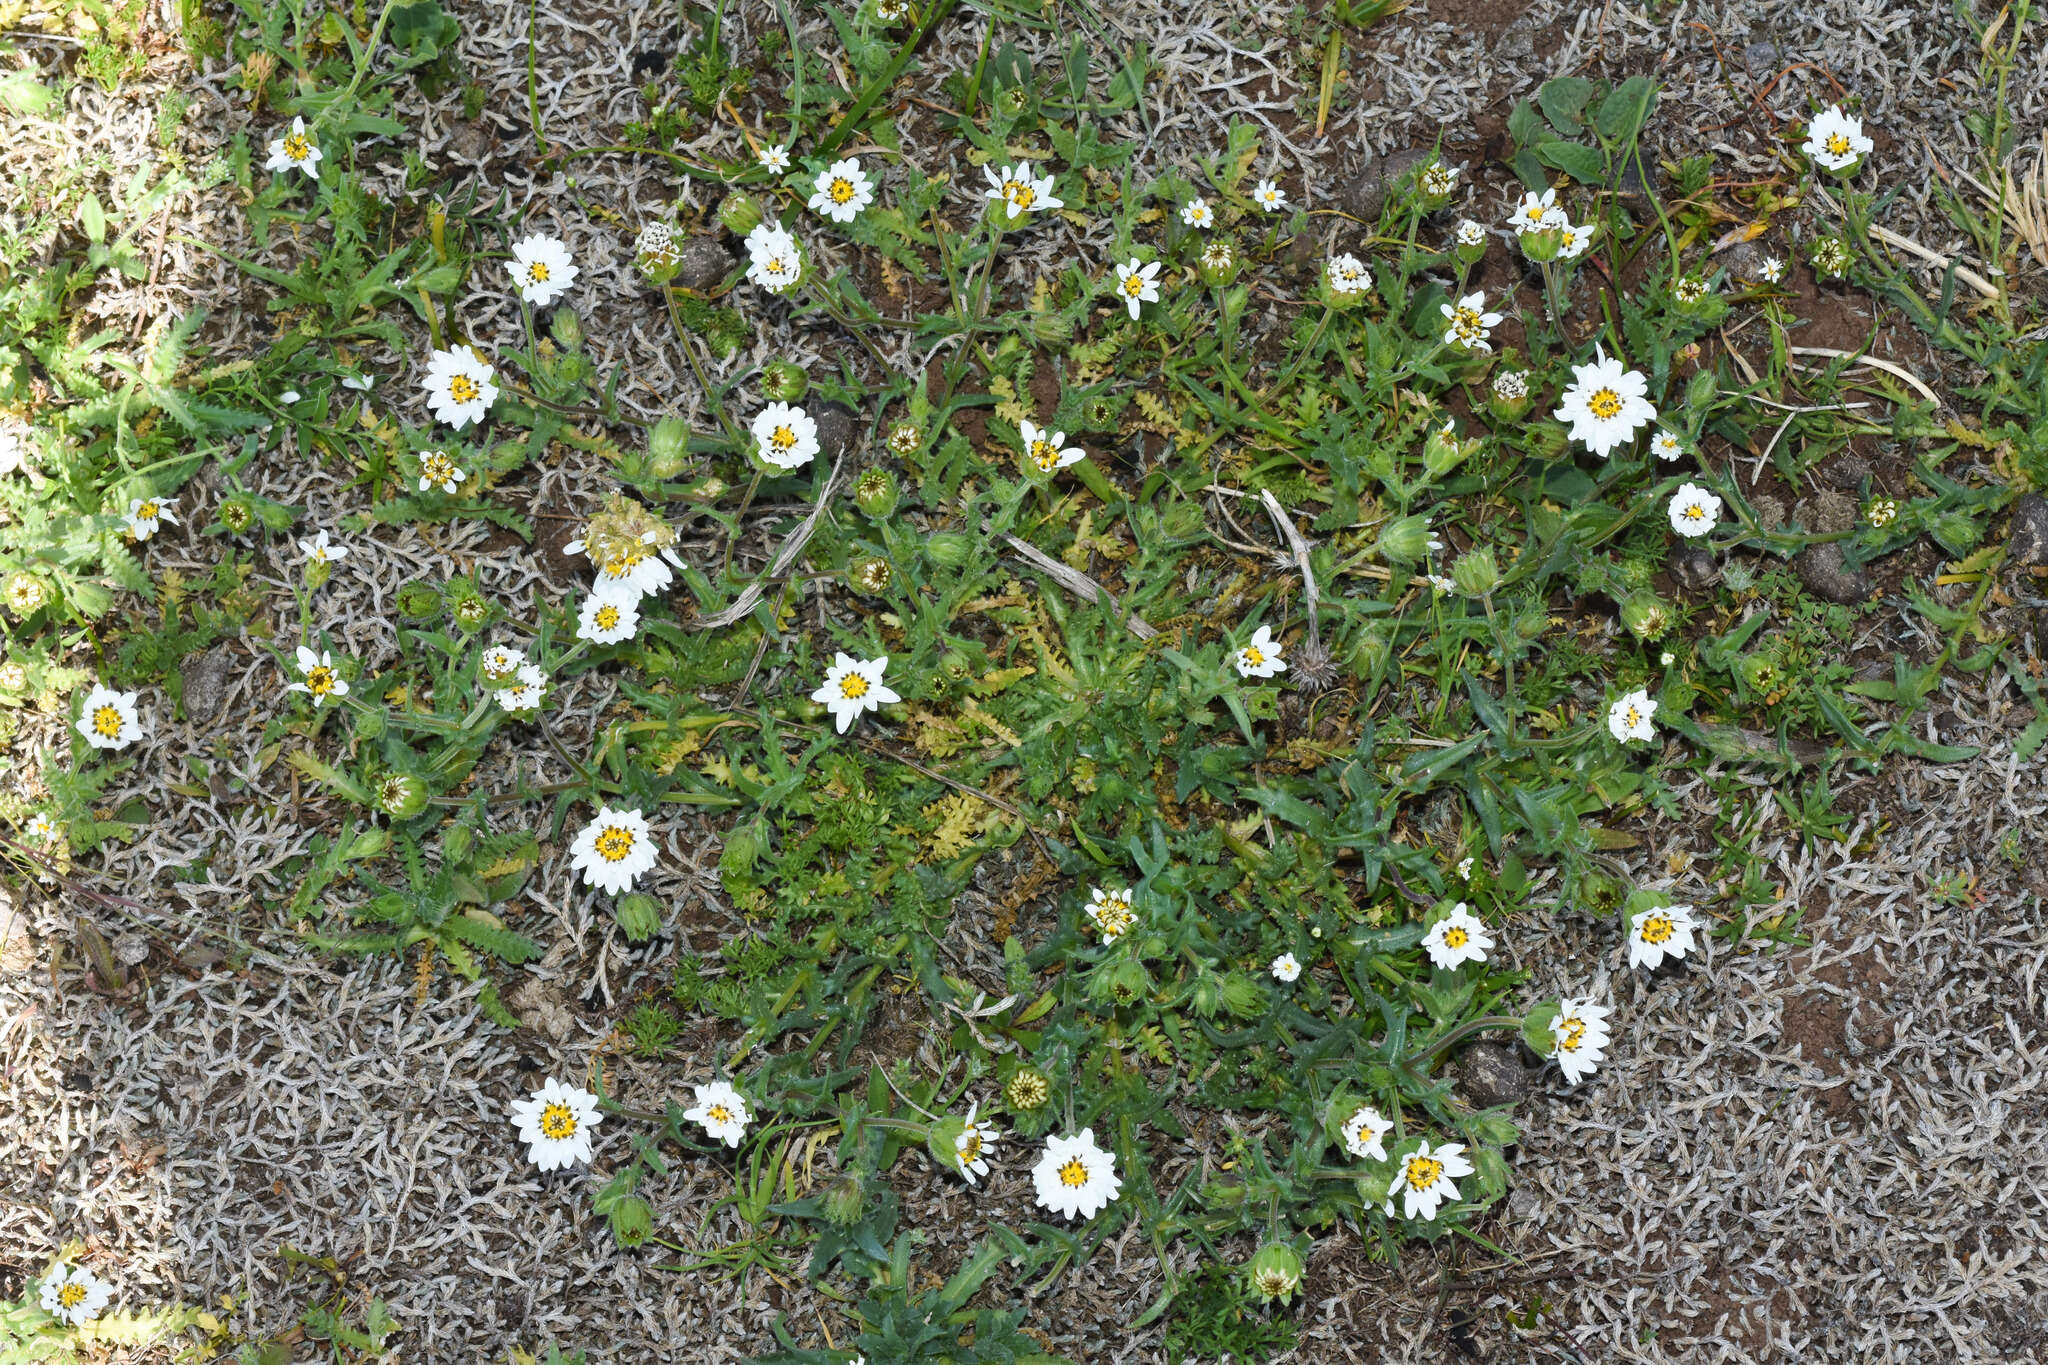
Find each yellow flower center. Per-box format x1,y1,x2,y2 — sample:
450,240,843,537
1405,1156,1444,1190
1030,440,1060,471
958,1131,983,1162
1558,1017,1588,1052
92,705,123,737
1123,275,1145,297
1624,705,1642,728
59,1283,86,1308
770,425,796,451
283,132,312,161
1640,914,1674,944
1442,925,1468,949
839,673,870,700
527,261,550,283
1683,504,1706,522
829,177,856,205
1825,132,1851,156
423,453,455,486
1010,184,1035,210
706,1103,733,1124
306,666,336,697
1587,387,1623,420
1058,1157,1090,1187
138,500,159,520
595,826,636,862
540,1102,577,1139
603,549,645,578
1453,307,1481,332
595,604,620,630
448,374,479,404
1242,645,1265,667
767,254,789,275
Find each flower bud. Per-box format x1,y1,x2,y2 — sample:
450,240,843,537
1519,1001,1562,1057
304,559,333,592
549,307,585,351
1027,307,1074,346
1423,421,1481,480
607,1194,653,1248
646,416,693,479
1219,970,1267,1018
717,191,765,238
614,893,662,940
846,555,893,595
396,581,443,621
1090,957,1153,1006
1523,423,1569,461
1245,1242,1305,1305
761,359,808,402
217,493,257,535
821,1172,867,1227
634,223,682,285
885,422,922,457
452,593,490,631
924,531,972,569
375,773,429,819
4,572,50,616
1004,1066,1051,1112
1375,514,1436,564
1349,627,1392,679
1451,546,1499,597
1197,239,1239,288
854,468,899,518
1488,369,1531,423
1517,226,1563,263
1619,591,1671,641
925,1117,968,1171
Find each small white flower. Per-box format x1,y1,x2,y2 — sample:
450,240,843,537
982,162,1062,219
1456,856,1475,880
480,645,526,682
683,1079,752,1148
286,646,349,706
0,417,30,476
1454,218,1486,249
510,1078,603,1172
1628,901,1701,970
1804,104,1873,172
1270,952,1301,982
1757,256,1786,284
418,449,467,494
1492,369,1528,400
26,812,59,843
1440,290,1503,351
1085,885,1137,941
1507,187,1557,234
279,388,302,404
422,346,499,430
77,685,144,748
1554,348,1656,458
1253,179,1288,212
752,402,821,472
953,1101,1001,1183
1668,482,1722,538
577,593,640,645
264,115,322,178
1650,432,1685,462
1389,1139,1473,1221
809,157,875,223
1019,419,1085,474
299,529,347,565
1032,1128,1121,1221
1422,902,1493,970
1607,688,1658,743
1340,1105,1392,1161
1426,572,1456,593
1548,996,1612,1085
495,662,548,715
1326,253,1371,295
1235,624,1288,679
1660,650,1676,666
1421,161,1459,197
569,805,657,895
38,1263,112,1326
1180,197,1213,228
744,223,804,293
1113,258,1162,319
758,142,791,173
874,0,909,18
1200,240,1234,273
507,233,579,307
123,495,178,540
811,652,900,733
1672,275,1708,305
1555,218,1596,259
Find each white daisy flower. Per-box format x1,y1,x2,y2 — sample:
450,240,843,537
874,0,909,18
422,346,498,430
480,644,526,683
752,401,820,472
299,529,347,565
1440,290,1503,351
495,662,548,715
263,115,322,179
953,1101,1000,1183
1340,1105,1392,1161
1032,1128,1121,1221
982,162,1062,219
1668,482,1722,538
568,805,657,895
1253,179,1288,212
1084,886,1137,941
1549,996,1612,1085
1507,187,1557,234
1757,256,1786,283
577,593,641,645
1389,1139,1472,1221
1020,419,1085,474
1114,258,1162,319
25,812,59,842
1456,856,1475,880
1803,104,1873,172
1422,902,1493,970
1607,688,1657,743
123,495,178,540
683,1079,752,1148
1454,218,1486,249
1180,197,1214,228
38,1263,112,1326
1553,349,1656,458
1629,901,1700,969
564,531,675,605
510,1077,603,1172
808,157,874,223
1235,625,1288,679
1650,432,1685,462
810,652,900,733
758,142,791,173
507,233,578,307
1271,952,1301,982
418,449,466,493
286,646,349,706
1420,161,1459,197
1426,572,1456,593
1554,218,1596,259
1326,253,1371,296
744,223,804,293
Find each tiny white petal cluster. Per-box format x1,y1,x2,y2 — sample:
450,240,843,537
745,223,804,294
1607,688,1657,743
982,162,1062,219
811,653,901,733
1325,253,1371,296
124,495,179,540
1629,901,1701,970
1180,197,1213,228
577,593,640,644
1270,952,1301,982
299,529,348,565
1084,885,1137,941
757,143,791,173
1440,290,1503,351
953,1101,1001,1183
1804,104,1873,172
1253,179,1288,212
264,116,322,178
684,1079,752,1147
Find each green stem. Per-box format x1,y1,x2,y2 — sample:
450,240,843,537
1397,1014,1524,1068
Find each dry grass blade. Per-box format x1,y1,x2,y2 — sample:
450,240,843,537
2003,131,2048,273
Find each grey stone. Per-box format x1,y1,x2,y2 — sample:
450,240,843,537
180,645,234,729
1825,455,1874,490
674,238,734,294
1794,541,1872,603
813,403,859,461
1750,495,1788,533
1668,544,1720,594
1339,148,1433,225
1455,1040,1533,1109
2008,493,2048,566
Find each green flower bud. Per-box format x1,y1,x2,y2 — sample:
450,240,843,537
1579,869,1624,914
885,421,922,457
452,593,490,631
925,1117,968,1172
1514,608,1549,641
549,307,585,351
1189,969,1223,1019
1685,369,1719,412
1027,306,1074,346
1090,957,1153,1006
1197,239,1239,288
1738,653,1781,696
1524,422,1569,461
645,417,693,480
1520,1000,1562,1057
1349,627,1392,679
217,493,257,535
1219,970,1267,1019
1518,227,1563,263
717,191,765,238
615,893,662,939
1451,546,1499,597
846,555,893,595
304,559,333,592
1375,514,1437,564
854,468,899,518
1423,421,1478,480
761,359,808,402
375,773,429,819
924,531,972,569
1619,591,1672,641
1244,1243,1305,1305
396,581,443,621
719,818,766,879
821,1172,866,1228
4,572,50,616
1004,1066,1051,1112
607,1194,653,1248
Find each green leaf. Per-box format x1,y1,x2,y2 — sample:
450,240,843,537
1595,75,1659,142
1534,140,1606,185
1537,76,1596,135
1505,99,1544,150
